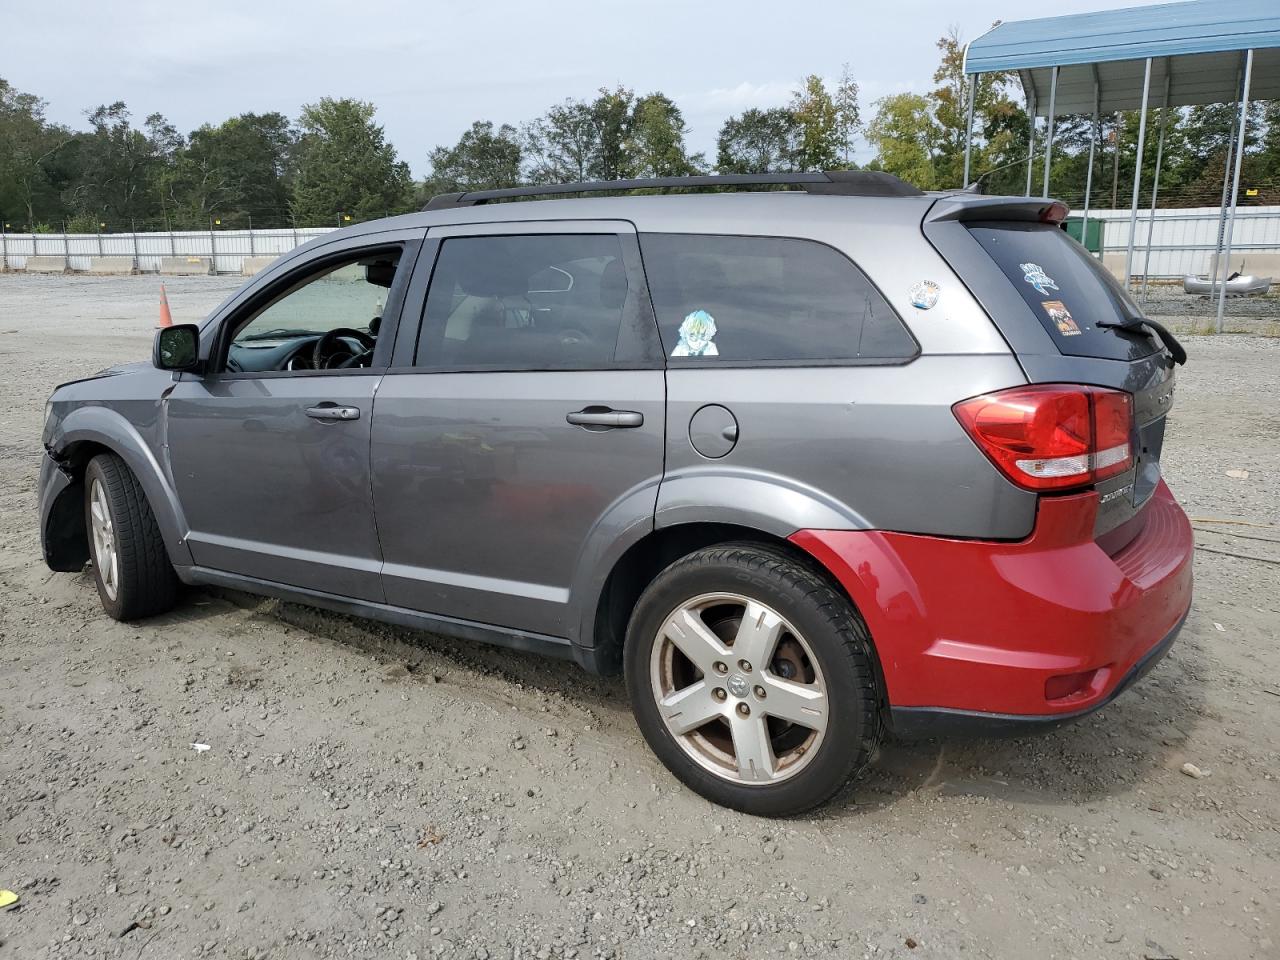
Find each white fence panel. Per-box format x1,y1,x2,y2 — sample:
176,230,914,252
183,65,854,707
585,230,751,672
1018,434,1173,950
1088,206,1280,278
0,228,336,274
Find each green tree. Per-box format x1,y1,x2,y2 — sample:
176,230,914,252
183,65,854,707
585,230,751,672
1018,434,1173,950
865,93,940,189
523,98,600,184
290,98,412,225
591,86,635,181
624,93,705,178
833,64,861,166
165,112,295,228
715,107,799,173
0,78,73,229
426,120,522,194
790,75,842,170
65,103,180,224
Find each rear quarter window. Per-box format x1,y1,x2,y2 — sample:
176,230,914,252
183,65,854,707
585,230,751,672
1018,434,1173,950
966,222,1160,361
638,233,917,364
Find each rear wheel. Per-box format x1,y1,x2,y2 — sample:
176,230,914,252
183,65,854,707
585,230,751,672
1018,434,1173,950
84,453,179,620
624,543,881,816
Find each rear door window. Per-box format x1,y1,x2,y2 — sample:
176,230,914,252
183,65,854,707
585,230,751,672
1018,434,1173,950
638,233,917,364
416,234,636,369
966,222,1160,361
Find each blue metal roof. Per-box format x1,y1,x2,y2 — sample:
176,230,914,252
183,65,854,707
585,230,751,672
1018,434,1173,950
966,0,1280,73
965,0,1280,113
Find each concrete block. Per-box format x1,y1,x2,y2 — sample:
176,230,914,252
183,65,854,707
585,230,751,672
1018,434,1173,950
87,257,135,275
159,256,212,276
24,256,69,274
1209,252,1280,278
241,255,279,276
1101,252,1127,281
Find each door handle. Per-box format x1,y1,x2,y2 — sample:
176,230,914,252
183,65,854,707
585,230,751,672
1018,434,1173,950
306,404,361,422
566,407,644,429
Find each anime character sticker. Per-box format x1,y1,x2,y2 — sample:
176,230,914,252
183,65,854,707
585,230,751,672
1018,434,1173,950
672,309,719,357
1041,299,1081,336
1020,262,1059,296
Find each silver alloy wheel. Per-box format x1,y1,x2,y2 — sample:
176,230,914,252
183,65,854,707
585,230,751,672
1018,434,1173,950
89,478,119,601
650,592,828,785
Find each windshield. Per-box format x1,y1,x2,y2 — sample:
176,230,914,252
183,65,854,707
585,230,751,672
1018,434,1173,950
966,221,1161,361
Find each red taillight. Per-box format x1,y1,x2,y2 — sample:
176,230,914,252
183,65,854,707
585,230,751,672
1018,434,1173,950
953,385,1134,492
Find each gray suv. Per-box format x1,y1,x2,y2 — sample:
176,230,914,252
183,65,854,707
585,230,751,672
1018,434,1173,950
40,172,1193,816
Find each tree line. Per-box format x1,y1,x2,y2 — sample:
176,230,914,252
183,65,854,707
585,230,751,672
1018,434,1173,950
2,27,1278,234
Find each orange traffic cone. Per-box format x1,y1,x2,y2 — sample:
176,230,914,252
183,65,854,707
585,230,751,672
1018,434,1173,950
158,283,173,328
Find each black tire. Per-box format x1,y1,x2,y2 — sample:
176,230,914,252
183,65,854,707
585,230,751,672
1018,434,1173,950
624,542,882,817
84,453,179,620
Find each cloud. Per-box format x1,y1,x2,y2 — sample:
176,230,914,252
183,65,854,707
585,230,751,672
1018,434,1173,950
680,80,799,116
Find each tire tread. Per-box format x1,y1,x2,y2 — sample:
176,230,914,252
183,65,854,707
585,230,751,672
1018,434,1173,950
87,453,178,620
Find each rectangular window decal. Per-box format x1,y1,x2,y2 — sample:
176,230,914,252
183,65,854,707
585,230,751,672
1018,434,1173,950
1041,300,1081,337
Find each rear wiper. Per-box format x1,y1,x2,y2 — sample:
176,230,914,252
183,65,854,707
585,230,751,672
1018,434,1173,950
239,328,318,342
1096,316,1187,366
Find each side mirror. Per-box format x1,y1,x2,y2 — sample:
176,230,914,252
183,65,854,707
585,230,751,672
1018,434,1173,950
153,324,201,372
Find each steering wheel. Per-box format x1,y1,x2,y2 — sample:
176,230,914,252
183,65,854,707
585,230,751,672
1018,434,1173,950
312,328,375,369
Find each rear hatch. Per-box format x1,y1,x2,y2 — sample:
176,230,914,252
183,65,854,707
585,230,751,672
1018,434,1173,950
924,196,1180,550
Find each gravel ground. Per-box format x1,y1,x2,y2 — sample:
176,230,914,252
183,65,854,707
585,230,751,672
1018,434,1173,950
0,274,1277,960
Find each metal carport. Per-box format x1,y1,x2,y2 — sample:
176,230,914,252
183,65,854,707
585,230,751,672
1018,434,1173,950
962,0,1280,330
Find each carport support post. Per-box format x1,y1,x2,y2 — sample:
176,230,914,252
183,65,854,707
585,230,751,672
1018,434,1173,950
1024,91,1037,196
1081,73,1100,256
1042,66,1059,199
1141,66,1173,299
1216,48,1255,334
1123,57,1153,290
962,73,977,188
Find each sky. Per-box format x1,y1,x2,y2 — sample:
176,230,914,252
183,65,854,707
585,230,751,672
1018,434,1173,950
3,0,1173,176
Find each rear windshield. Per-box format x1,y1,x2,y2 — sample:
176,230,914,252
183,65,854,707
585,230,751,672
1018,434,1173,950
967,222,1160,361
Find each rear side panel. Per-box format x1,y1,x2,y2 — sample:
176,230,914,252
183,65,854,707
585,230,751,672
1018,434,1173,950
660,355,1036,540
924,200,1178,542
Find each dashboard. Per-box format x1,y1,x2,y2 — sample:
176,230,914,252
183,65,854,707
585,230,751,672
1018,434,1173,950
226,334,372,374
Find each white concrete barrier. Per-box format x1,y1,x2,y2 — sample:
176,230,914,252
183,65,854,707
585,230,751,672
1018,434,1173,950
23,256,68,274
240,255,279,276
1209,252,1280,279
87,257,135,275
159,256,212,276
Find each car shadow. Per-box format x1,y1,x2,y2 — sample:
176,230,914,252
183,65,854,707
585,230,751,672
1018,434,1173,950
819,622,1211,820
182,585,1210,817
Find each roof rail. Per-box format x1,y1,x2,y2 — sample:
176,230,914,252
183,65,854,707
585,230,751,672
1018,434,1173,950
422,170,922,210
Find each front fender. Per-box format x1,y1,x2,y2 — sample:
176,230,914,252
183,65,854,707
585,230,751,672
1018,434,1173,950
50,405,193,566
655,466,868,537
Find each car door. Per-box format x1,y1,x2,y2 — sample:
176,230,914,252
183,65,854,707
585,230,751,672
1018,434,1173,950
164,229,423,601
371,220,666,638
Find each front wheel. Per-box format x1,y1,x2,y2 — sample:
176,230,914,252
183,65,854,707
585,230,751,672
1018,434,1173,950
84,453,179,620
624,543,882,816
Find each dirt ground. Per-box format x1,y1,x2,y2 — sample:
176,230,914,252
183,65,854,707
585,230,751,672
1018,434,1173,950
0,274,1276,960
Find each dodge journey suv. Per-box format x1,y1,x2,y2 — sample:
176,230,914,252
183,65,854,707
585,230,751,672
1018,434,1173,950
40,171,1193,816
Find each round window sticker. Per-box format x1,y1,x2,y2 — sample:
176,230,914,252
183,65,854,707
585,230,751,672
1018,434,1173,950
909,280,940,310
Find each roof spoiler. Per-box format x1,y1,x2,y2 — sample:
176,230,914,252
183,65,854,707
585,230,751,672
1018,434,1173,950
423,170,923,210
926,195,1071,225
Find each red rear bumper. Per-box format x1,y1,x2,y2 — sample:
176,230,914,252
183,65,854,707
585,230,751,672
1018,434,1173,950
790,479,1193,733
